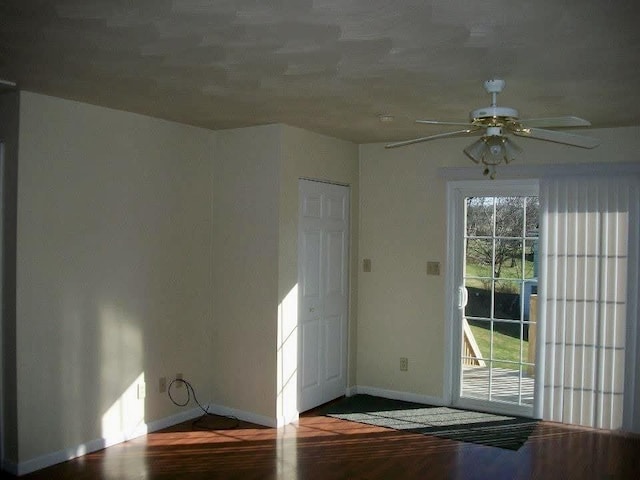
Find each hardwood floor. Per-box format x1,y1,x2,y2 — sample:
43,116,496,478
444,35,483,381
6,405,640,479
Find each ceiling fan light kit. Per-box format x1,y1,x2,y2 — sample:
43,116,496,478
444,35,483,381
386,79,600,178
464,134,521,180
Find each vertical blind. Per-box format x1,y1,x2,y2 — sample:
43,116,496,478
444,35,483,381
539,175,640,430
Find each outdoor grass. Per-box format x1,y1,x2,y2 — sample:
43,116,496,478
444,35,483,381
465,260,535,291
469,323,528,367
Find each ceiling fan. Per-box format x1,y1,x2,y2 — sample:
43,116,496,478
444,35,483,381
385,79,600,178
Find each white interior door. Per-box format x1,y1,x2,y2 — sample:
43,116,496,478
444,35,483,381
298,179,349,412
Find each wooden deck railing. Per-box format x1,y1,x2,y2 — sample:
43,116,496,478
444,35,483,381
462,319,486,366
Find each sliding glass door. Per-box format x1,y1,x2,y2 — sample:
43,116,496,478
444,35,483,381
448,173,640,427
449,181,539,417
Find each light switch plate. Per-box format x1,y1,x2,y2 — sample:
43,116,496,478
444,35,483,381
427,261,440,276
363,258,372,272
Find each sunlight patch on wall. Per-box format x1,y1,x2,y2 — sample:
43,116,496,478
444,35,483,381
277,284,298,426
101,372,147,444
100,305,146,444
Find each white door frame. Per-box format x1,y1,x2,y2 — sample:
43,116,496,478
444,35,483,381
444,179,539,417
0,142,4,463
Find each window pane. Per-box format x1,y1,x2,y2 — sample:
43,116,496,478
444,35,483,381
494,280,521,320
525,196,539,235
466,197,494,236
462,365,489,400
523,282,538,321
524,239,538,279
465,278,491,318
521,323,532,364
490,361,522,403
466,238,493,277
495,239,523,278
491,321,521,363
495,197,524,238
467,319,491,360
521,365,535,404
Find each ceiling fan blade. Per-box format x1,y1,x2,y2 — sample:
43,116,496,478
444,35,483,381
518,116,591,128
416,119,476,127
385,128,481,149
513,127,600,148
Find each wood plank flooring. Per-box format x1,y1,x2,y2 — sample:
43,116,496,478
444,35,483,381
6,403,640,479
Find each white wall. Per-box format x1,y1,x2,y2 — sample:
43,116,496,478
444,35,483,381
9,96,360,471
211,124,281,423
357,127,640,400
211,124,359,426
15,92,217,466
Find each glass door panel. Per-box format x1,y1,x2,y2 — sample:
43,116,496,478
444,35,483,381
460,195,538,412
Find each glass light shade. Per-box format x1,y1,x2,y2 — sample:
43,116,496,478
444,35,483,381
502,138,521,164
463,135,521,178
463,138,486,164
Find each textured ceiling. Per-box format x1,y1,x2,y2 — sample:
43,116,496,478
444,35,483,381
1,0,639,143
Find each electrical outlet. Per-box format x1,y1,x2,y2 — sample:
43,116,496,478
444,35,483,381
176,373,183,388
137,381,146,399
159,377,167,393
400,357,409,372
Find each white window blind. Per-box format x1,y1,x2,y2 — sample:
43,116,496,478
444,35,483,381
538,175,640,430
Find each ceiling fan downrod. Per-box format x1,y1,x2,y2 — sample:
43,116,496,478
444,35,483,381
484,78,506,107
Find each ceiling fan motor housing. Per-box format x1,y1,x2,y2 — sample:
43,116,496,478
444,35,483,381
484,79,506,94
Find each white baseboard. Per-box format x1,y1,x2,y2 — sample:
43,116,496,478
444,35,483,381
345,385,358,397
145,406,205,433
352,385,447,406
14,407,202,476
206,403,278,428
276,410,299,428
